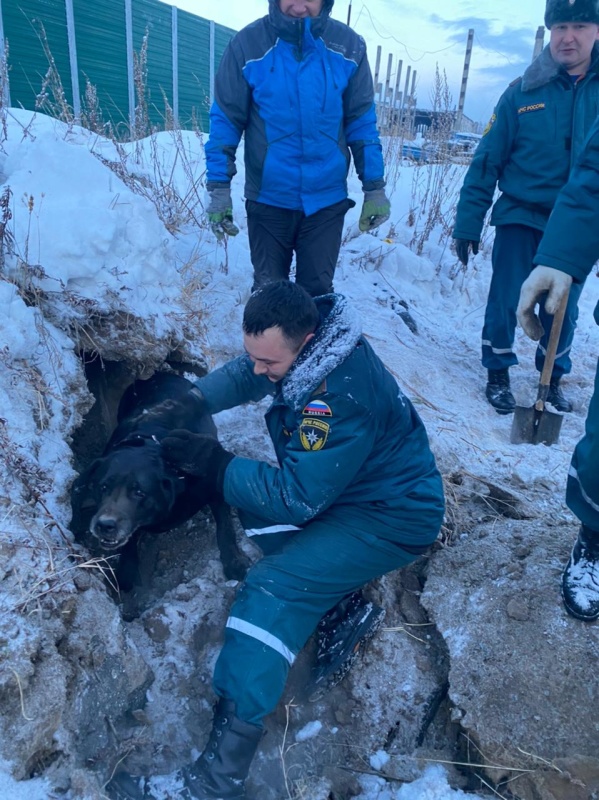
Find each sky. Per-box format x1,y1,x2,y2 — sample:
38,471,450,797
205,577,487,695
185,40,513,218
2,104,599,796
161,0,549,124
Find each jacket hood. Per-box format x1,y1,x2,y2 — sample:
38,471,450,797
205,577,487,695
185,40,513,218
522,41,599,91
268,0,334,41
281,293,362,410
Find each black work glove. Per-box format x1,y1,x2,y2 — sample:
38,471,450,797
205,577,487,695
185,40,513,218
454,238,479,266
161,430,235,492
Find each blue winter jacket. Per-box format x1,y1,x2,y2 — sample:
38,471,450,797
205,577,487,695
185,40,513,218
453,44,599,241
205,0,385,216
193,294,444,549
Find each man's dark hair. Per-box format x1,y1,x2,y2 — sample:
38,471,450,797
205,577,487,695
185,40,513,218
243,281,320,349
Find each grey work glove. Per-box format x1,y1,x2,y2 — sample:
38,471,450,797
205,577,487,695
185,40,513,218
207,186,240,241
359,188,391,232
454,238,479,266
517,265,573,340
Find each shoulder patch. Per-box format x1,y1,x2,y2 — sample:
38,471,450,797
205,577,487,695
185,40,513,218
517,102,546,114
299,418,330,451
482,113,496,136
302,399,333,417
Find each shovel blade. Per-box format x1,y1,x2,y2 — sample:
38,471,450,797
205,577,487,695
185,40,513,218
510,404,564,445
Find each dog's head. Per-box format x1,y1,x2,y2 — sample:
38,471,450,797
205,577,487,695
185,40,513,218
76,444,184,551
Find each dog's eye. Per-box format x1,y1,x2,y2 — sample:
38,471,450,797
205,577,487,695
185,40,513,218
133,488,146,499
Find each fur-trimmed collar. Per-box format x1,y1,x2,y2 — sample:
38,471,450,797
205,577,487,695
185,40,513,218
281,294,362,410
522,42,599,91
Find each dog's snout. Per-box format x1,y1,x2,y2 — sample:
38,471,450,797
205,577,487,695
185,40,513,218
95,517,118,536
92,516,126,549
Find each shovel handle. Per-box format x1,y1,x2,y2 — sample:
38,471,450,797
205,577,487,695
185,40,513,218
535,288,570,410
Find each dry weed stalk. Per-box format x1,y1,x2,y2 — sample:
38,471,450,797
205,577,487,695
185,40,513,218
33,20,74,125
279,698,299,798
9,668,34,721
133,29,150,142
0,185,13,269
408,67,463,256
0,38,9,147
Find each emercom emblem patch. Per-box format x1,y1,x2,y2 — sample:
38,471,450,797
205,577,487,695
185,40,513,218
483,113,496,136
299,418,330,451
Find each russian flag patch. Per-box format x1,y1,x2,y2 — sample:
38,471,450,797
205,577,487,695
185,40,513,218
302,399,332,417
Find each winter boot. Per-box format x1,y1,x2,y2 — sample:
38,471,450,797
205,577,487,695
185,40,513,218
104,700,262,800
180,698,263,799
309,591,385,700
546,377,573,413
561,524,599,621
485,368,515,415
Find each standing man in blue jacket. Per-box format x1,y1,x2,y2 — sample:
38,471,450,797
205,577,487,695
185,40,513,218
517,114,599,623
452,0,599,414
204,0,390,297
108,282,444,799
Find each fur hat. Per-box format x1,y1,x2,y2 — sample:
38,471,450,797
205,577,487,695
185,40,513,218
545,0,599,28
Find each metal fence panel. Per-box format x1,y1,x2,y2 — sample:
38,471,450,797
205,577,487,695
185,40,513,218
72,0,129,135
1,0,237,135
132,0,173,128
176,8,210,131
4,0,72,113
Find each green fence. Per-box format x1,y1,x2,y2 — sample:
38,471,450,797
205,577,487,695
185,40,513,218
0,0,236,136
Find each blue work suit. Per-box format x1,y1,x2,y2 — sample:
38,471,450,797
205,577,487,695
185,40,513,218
194,294,444,723
534,114,599,529
453,45,599,376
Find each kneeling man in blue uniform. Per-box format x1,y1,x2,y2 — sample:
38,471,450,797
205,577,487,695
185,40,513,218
109,281,444,800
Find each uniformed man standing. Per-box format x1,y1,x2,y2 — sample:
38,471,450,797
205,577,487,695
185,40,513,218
453,0,599,414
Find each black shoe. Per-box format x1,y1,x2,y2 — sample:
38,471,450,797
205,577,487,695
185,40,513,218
485,369,516,414
181,699,263,799
561,525,599,621
310,591,385,700
546,378,573,413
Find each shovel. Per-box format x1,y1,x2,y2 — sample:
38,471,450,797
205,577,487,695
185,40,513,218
510,289,569,446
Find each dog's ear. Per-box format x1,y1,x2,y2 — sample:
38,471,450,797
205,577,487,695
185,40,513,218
161,476,183,508
71,470,99,515
83,458,107,485
72,458,106,496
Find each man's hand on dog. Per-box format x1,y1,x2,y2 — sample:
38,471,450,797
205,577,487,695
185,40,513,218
161,429,235,491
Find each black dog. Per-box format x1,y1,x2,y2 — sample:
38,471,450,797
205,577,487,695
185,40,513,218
71,372,249,590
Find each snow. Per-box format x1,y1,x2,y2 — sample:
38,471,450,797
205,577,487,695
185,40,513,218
295,720,323,741
0,765,50,800
1,105,598,798
356,764,481,799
